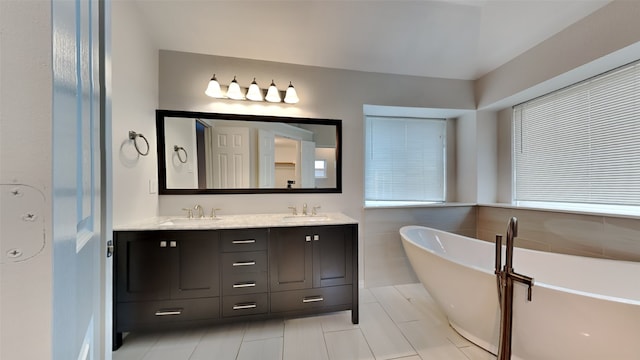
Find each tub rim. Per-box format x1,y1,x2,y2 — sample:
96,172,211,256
399,225,640,306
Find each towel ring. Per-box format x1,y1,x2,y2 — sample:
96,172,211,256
174,145,188,164
128,131,150,156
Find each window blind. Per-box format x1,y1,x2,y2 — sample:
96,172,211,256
514,61,640,207
365,116,446,202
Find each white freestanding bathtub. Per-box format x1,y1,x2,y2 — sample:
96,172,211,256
400,225,640,360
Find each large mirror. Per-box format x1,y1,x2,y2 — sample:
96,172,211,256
156,110,342,194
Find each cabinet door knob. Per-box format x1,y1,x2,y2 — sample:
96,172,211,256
170,241,177,248
160,241,167,248
313,234,320,241
305,235,312,242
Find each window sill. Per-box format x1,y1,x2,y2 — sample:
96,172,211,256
479,202,640,220
364,201,476,209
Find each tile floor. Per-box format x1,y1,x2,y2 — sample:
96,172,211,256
112,283,495,360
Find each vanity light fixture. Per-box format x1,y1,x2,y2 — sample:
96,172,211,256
204,74,223,98
204,75,298,104
265,80,281,103
226,76,245,100
246,78,264,101
284,81,299,104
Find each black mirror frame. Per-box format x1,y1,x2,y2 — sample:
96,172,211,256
156,109,342,195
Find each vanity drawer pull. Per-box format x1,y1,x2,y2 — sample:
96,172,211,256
232,239,256,244
232,261,256,267
155,308,183,316
302,296,324,303
233,282,256,288
233,302,257,310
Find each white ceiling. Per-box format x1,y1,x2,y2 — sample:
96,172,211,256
132,0,611,80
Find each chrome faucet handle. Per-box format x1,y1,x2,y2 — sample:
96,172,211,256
193,204,204,218
181,208,193,219
312,205,321,215
210,208,221,218
288,206,298,216
302,203,308,216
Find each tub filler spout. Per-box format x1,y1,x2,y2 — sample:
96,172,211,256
495,217,534,360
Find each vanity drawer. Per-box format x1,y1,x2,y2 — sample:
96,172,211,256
116,297,219,330
222,293,268,317
220,229,268,252
222,272,268,296
270,285,352,313
221,251,267,274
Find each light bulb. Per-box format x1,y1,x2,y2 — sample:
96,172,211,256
205,74,223,98
284,81,299,104
265,80,281,103
246,78,263,101
226,76,244,100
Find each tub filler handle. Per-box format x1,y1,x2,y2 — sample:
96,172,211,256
495,217,535,360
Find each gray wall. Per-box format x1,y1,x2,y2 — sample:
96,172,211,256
0,2,53,359
155,50,476,221
112,1,159,226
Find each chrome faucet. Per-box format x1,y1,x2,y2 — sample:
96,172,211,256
302,203,308,216
495,217,534,360
193,204,204,219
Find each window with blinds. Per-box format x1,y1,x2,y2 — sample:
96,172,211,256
365,116,446,204
513,60,640,209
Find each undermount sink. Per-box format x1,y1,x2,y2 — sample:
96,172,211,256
159,217,223,226
281,215,330,222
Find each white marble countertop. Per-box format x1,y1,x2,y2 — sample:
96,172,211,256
114,212,358,231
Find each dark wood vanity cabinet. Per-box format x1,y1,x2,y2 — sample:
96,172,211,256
269,225,357,322
113,230,220,349
113,223,358,350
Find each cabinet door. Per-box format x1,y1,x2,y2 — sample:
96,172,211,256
269,227,313,291
171,231,220,299
116,231,172,302
312,225,354,288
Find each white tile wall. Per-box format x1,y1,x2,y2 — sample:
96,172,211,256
362,206,476,287
478,206,640,261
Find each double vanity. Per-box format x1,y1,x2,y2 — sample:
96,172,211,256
112,212,358,350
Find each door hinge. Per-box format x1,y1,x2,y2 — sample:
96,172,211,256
107,240,114,257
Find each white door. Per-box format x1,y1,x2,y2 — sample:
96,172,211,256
211,127,250,188
300,140,316,188
258,129,275,188
52,0,105,359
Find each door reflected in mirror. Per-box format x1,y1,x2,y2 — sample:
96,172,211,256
157,110,342,194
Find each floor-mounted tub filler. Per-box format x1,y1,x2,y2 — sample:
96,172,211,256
400,225,640,360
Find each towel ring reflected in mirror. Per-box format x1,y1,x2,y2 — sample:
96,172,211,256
173,145,188,163
128,130,150,156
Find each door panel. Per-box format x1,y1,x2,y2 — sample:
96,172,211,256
258,129,275,188
300,140,316,188
173,235,220,299
52,0,103,358
211,127,250,188
269,227,313,291
313,226,353,288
